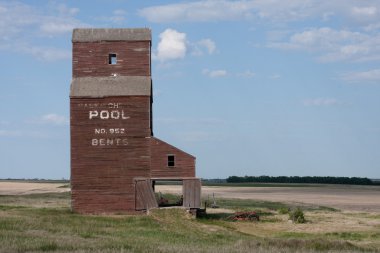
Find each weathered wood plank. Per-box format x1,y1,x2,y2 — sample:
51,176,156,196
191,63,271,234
70,29,198,214
70,97,151,213
135,179,158,210
73,41,150,77
183,179,201,208
150,137,195,178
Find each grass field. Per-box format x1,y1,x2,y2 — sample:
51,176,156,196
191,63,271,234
0,191,379,253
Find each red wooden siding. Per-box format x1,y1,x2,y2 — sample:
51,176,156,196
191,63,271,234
150,137,196,178
73,41,150,78
70,29,199,214
135,179,158,210
70,96,151,213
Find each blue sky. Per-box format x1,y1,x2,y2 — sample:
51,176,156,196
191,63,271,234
1,0,380,179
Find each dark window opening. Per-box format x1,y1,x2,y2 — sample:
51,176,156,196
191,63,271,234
167,155,175,167
109,53,117,64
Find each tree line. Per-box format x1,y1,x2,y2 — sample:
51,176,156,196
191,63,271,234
226,175,378,185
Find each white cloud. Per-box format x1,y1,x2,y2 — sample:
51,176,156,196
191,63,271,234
191,38,216,56
303,98,340,106
237,70,255,78
0,1,86,61
202,69,227,78
110,9,127,23
364,22,380,31
346,4,380,26
0,130,23,137
271,27,364,50
140,1,380,65
197,39,216,54
0,2,85,37
341,69,380,83
56,3,79,16
19,45,71,61
26,113,69,125
322,11,335,22
40,22,79,35
139,1,380,25
203,69,254,78
138,0,328,23
269,74,281,79
0,129,48,138
268,27,380,62
139,1,257,23
97,9,127,24
40,114,69,125
153,29,187,62
38,4,83,35
351,6,377,17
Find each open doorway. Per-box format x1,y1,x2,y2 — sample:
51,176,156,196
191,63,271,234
135,178,201,211
152,179,183,207
152,178,201,209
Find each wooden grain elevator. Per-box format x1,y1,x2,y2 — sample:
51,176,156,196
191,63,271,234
70,28,200,214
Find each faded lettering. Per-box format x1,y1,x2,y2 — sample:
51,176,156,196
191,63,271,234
95,128,107,134
89,110,130,120
100,111,109,119
95,128,125,134
88,102,129,147
89,111,98,119
108,103,119,109
91,138,128,146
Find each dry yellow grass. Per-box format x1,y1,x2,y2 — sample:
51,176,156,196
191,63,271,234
1,183,380,252
214,209,380,249
0,182,69,195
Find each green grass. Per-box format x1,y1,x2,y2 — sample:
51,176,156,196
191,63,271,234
326,232,380,241
0,205,251,252
345,212,380,219
0,192,70,209
155,192,182,204
0,192,70,202
0,192,377,253
313,205,340,212
264,237,361,252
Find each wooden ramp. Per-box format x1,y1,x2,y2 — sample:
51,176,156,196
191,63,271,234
135,179,158,210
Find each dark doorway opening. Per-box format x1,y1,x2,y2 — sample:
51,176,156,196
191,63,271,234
153,180,183,207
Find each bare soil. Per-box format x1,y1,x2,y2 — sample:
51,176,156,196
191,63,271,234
1,182,380,212
156,184,380,212
0,182,69,195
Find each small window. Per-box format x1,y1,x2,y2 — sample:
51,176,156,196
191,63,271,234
109,53,117,64
167,155,175,167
